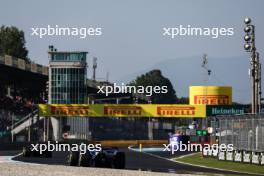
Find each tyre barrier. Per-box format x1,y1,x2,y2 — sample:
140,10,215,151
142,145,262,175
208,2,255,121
234,150,242,162
252,152,260,165
226,150,234,161
210,149,264,165
261,152,264,165
212,148,218,157
208,148,213,156
218,150,226,160
202,148,209,156
243,151,251,163
202,146,218,157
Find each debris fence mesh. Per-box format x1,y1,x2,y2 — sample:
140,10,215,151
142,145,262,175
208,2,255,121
212,114,264,152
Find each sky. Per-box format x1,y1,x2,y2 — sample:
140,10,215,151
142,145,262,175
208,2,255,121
0,0,264,103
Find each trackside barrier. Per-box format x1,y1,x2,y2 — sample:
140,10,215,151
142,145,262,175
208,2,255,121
243,151,251,163
212,148,218,157
214,149,264,165
202,145,219,157
98,140,168,147
202,148,209,156
252,152,260,165
234,150,242,162
226,150,234,161
208,148,213,156
261,152,264,165
218,150,225,160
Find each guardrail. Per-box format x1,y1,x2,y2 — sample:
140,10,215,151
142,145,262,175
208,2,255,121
11,109,38,130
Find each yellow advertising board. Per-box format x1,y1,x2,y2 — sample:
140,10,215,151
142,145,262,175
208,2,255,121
38,104,206,118
189,86,232,105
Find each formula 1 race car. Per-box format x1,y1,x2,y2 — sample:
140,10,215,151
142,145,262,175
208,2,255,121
68,147,125,169
22,144,52,158
169,133,190,147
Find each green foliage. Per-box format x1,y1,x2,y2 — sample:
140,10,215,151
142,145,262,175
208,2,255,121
176,97,189,104
0,26,28,60
130,69,177,103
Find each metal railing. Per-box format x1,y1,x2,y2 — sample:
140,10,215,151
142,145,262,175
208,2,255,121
212,114,264,152
11,109,38,129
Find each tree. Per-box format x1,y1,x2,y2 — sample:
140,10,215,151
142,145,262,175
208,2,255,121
176,97,189,104
130,69,177,103
0,26,28,60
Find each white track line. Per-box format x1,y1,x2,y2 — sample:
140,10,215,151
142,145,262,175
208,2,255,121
0,153,41,165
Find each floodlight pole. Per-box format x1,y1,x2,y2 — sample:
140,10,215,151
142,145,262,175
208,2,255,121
244,18,261,114
252,33,257,114
250,24,257,114
257,53,262,113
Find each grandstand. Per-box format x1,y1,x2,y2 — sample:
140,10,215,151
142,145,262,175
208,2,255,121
0,55,48,142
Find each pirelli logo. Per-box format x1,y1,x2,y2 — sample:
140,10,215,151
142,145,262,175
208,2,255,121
38,104,206,118
157,106,195,116
194,95,229,105
50,106,90,116
104,106,142,116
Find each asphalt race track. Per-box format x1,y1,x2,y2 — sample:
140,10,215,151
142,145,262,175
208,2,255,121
5,147,253,175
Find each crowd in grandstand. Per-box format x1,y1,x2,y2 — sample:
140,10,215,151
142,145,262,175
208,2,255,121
0,94,45,132
0,95,35,114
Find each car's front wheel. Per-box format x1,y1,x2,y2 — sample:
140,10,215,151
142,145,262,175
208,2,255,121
68,151,79,166
113,152,125,169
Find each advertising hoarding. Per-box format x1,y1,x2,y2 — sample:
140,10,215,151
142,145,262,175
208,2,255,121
38,104,206,118
189,86,232,105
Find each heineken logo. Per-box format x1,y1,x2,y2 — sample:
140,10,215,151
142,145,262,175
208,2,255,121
211,108,244,115
207,105,248,116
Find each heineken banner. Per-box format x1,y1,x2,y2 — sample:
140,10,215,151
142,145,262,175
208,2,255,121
206,105,249,116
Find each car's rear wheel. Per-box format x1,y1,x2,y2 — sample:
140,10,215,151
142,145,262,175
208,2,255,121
68,151,79,166
113,152,125,169
94,153,109,167
22,147,31,157
79,153,91,167
44,151,52,158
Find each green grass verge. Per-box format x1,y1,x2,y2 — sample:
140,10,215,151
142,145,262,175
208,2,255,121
176,153,264,175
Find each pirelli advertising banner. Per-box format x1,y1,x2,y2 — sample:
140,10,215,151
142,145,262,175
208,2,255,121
189,86,232,105
38,104,206,118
